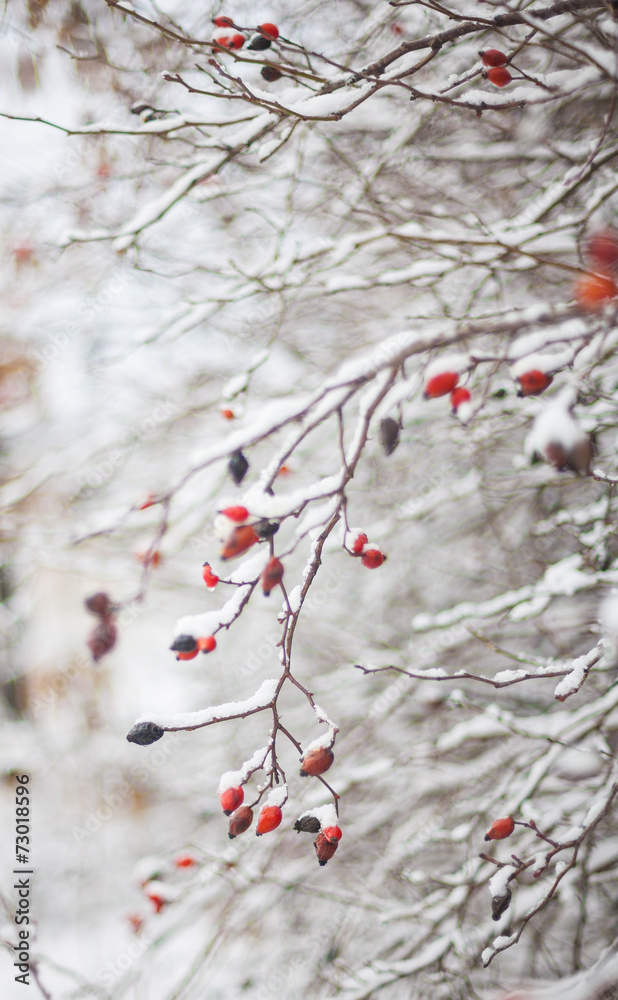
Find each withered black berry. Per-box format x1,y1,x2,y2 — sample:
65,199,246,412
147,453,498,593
248,34,271,50
170,634,197,652
127,721,165,745
379,417,400,456
229,450,249,485
294,815,321,834
254,518,279,539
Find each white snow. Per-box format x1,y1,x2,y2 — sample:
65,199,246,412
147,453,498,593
134,678,279,730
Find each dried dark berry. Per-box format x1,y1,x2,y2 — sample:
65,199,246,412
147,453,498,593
88,618,117,661
294,815,321,834
254,518,280,539
378,417,400,456
170,634,197,653
248,34,271,50
85,592,112,616
261,66,282,82
229,450,249,485
127,721,165,745
491,887,512,921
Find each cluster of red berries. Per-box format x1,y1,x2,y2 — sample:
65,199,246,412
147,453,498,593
575,229,618,311
212,17,283,80
480,49,512,87
85,592,117,662
423,364,472,417
350,532,386,569
218,783,283,838
295,815,343,865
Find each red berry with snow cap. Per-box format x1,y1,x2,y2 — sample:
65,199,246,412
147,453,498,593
361,548,385,569
322,825,342,843
219,785,244,815
256,804,282,835
484,816,515,841
300,746,334,777
480,49,507,67
352,533,368,555
197,635,217,653
450,387,471,412
220,505,249,522
424,371,459,399
259,23,279,39
517,370,553,397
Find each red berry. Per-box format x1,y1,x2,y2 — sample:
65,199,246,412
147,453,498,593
261,556,284,596
228,805,253,839
486,67,512,87
256,804,282,835
352,533,368,555
299,747,334,777
259,22,279,39
450,387,471,412
174,855,196,868
214,15,234,27
221,408,235,420
424,371,459,398
147,893,166,914
484,816,515,841
575,272,618,311
314,831,338,866
517,370,553,397
202,562,220,588
480,49,507,67
197,635,217,653
220,505,249,522
230,33,245,49
585,229,618,274
361,548,385,569
220,524,259,560
219,786,244,815
176,649,199,661
322,825,343,843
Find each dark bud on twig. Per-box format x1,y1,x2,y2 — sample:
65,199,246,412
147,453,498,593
491,887,512,921
261,66,282,82
127,721,165,745
248,34,271,50
314,832,338,866
294,815,321,834
170,635,197,653
85,592,112,616
87,618,117,661
254,518,280,539
379,417,400,456
229,450,249,485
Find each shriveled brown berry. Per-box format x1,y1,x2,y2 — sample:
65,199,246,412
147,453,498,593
300,746,334,778
228,805,253,839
